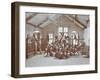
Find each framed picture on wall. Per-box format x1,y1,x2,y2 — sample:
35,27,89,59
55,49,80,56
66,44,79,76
11,2,98,78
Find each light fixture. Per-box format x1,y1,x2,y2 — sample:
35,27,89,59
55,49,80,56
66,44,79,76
34,30,40,33
33,27,40,33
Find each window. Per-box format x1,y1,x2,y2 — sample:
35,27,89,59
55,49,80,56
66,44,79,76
58,27,68,36
49,33,53,39
58,27,63,33
64,27,68,32
48,33,53,44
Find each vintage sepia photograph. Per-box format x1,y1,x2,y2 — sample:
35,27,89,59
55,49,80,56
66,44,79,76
11,2,97,78
25,13,90,67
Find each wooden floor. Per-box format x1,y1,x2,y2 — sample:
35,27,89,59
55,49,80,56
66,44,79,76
26,53,89,67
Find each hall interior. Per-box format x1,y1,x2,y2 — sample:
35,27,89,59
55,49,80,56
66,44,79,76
25,13,90,67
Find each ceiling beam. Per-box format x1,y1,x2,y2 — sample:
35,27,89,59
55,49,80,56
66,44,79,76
64,15,87,29
40,14,60,27
48,17,58,26
37,17,49,27
26,22,43,29
26,16,49,29
26,13,37,22
75,15,78,20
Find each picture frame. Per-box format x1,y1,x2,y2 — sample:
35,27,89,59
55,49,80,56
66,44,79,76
11,2,98,78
